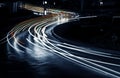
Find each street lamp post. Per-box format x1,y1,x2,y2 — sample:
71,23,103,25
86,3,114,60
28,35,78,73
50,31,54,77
43,0,47,15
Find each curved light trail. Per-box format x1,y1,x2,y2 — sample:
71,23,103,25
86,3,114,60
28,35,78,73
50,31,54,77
3,9,120,78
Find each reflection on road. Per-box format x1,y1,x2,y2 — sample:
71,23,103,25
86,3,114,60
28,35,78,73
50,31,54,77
4,7,120,78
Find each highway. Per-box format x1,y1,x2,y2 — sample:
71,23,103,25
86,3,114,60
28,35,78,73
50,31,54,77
4,9,120,78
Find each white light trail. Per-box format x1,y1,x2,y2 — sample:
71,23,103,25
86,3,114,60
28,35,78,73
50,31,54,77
5,9,120,78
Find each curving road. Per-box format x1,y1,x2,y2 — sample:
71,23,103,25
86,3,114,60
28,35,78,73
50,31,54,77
5,10,120,78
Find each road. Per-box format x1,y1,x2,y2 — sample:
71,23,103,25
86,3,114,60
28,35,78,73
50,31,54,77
3,9,120,78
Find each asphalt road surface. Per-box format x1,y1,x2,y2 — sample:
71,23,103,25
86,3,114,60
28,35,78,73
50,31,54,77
3,10,120,78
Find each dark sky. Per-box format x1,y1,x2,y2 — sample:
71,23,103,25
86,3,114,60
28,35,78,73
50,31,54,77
1,0,120,13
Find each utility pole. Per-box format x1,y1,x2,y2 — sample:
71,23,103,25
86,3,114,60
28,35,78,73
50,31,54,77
12,2,18,13
81,0,84,14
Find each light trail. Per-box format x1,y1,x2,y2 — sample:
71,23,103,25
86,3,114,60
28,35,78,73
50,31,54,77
4,9,120,78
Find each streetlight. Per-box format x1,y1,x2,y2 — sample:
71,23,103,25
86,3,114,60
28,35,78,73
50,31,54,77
53,2,56,5
43,0,48,15
99,0,103,6
44,1,47,4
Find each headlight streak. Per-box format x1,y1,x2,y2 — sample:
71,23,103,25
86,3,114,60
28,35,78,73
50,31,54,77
5,11,120,78
56,44,120,60
40,19,120,77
